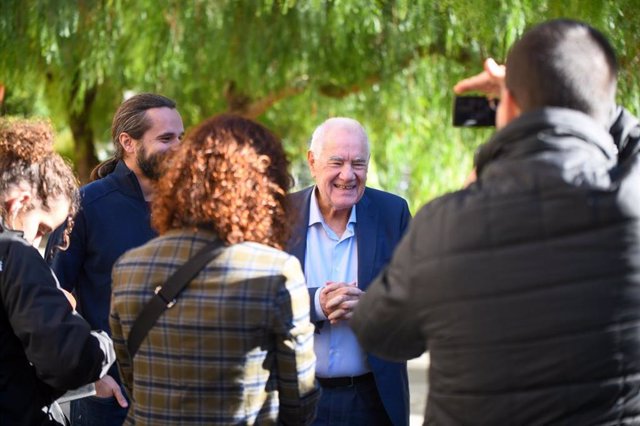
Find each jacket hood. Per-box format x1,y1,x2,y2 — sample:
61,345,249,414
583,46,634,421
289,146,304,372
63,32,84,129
475,107,617,175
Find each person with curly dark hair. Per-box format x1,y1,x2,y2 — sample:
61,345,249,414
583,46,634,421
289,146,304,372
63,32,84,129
0,118,115,425
110,114,320,425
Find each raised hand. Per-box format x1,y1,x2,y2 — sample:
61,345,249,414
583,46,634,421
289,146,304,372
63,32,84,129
453,58,506,99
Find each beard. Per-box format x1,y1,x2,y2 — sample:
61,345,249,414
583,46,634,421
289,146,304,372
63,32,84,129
136,144,170,181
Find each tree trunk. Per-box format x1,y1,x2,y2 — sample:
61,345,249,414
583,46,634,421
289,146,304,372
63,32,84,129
223,79,308,119
68,86,99,183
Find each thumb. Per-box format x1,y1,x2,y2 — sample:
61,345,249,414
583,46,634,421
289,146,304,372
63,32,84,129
112,384,129,408
484,58,506,79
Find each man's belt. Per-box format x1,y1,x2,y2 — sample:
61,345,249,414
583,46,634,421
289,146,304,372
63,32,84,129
316,372,374,388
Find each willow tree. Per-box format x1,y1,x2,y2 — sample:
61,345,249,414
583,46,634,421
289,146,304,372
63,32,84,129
1,0,639,210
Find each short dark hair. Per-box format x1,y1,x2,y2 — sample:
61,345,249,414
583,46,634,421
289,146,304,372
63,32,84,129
505,19,617,125
90,93,176,180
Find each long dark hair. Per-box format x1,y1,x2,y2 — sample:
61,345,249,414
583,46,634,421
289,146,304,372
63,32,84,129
90,93,177,181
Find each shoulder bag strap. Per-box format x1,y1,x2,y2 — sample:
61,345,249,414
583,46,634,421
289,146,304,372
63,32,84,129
127,239,226,357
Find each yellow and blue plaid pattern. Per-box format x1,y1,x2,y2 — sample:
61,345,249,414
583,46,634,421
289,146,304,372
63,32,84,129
110,229,319,425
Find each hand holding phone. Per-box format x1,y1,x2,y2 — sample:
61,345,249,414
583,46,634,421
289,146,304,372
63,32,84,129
453,58,506,98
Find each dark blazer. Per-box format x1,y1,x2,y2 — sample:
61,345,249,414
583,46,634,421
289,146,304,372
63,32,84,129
287,186,411,426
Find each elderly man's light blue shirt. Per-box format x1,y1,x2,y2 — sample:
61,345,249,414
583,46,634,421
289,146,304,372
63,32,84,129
304,188,369,378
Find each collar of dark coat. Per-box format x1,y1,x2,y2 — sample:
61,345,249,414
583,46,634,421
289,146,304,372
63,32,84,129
0,217,23,239
610,106,640,163
108,160,147,200
475,107,617,175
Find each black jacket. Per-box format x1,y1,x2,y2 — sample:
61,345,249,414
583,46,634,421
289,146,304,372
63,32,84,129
353,108,640,424
0,223,105,425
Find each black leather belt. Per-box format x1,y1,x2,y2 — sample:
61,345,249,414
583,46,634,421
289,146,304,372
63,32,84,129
316,372,374,388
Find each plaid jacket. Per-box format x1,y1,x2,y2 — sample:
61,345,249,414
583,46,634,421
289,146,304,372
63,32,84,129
110,229,319,425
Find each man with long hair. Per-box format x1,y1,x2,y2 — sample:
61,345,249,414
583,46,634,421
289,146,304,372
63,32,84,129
46,93,184,425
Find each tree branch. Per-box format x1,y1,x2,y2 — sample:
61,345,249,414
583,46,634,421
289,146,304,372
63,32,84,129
318,42,473,99
224,77,309,118
223,42,476,114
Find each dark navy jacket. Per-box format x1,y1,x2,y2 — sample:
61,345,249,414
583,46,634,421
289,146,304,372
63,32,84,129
47,161,156,335
287,186,411,426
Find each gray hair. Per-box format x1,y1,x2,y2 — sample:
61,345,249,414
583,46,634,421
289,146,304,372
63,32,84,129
309,117,370,157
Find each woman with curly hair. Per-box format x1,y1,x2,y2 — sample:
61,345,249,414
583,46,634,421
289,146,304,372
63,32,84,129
0,118,115,425
110,114,320,425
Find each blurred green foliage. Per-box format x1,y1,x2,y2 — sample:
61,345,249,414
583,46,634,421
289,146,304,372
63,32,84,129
1,0,638,212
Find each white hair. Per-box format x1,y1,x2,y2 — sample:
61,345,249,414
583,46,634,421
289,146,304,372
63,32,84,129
309,117,370,157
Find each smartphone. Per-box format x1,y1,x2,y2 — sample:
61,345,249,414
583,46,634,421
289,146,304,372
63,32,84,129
452,96,498,127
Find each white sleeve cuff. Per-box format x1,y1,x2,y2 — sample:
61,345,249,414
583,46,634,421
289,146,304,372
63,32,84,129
90,330,116,378
314,287,327,321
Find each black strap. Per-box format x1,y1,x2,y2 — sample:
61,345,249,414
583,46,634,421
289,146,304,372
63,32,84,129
127,239,225,357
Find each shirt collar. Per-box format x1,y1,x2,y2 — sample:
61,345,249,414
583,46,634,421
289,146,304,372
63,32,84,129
308,186,357,227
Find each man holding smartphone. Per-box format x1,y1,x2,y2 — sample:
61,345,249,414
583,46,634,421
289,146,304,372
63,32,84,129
353,19,640,424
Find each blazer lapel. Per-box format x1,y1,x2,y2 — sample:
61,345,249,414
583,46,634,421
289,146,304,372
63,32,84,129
356,190,378,290
288,187,314,271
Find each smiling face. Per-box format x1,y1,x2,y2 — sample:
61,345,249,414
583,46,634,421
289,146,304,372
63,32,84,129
134,107,185,180
308,122,370,218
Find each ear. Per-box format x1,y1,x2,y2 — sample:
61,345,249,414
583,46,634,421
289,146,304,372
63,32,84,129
118,132,137,154
496,87,522,129
4,190,32,218
307,150,316,176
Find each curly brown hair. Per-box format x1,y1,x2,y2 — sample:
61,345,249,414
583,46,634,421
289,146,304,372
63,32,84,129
152,114,293,250
0,118,80,249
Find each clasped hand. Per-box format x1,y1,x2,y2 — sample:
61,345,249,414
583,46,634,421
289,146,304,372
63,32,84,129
319,281,363,324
